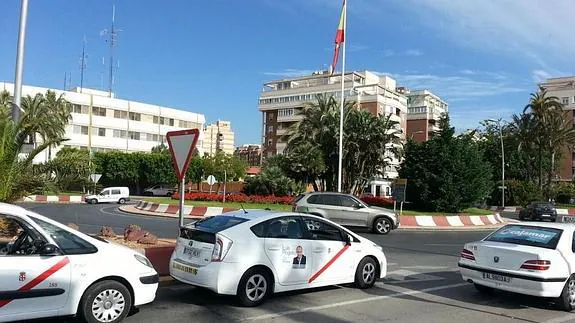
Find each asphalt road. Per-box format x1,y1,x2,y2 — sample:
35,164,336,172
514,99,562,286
18,204,575,323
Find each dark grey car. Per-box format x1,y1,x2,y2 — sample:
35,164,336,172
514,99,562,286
292,192,399,234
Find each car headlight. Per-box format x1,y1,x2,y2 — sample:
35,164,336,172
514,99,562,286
134,254,154,268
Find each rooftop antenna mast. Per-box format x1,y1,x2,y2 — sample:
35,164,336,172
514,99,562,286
79,35,88,93
100,4,121,98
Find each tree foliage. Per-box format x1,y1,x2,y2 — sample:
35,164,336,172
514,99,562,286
242,166,302,196
39,147,91,191
286,94,401,193
0,90,71,201
399,115,493,212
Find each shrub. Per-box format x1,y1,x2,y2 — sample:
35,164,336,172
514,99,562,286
172,192,294,205
360,196,394,208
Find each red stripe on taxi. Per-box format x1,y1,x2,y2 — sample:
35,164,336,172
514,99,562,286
0,257,70,308
308,245,350,283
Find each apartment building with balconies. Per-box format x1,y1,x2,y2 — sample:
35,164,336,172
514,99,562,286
204,120,235,156
402,88,448,142
0,82,206,163
541,76,575,181
234,144,262,167
258,70,408,196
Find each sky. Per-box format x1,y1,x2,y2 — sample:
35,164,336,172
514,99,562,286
1,0,573,145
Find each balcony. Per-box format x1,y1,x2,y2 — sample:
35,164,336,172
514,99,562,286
276,127,291,136
277,114,303,123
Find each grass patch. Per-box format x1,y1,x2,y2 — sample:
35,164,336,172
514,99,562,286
140,197,291,211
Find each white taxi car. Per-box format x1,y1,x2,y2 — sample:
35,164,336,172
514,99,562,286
169,210,387,306
0,203,158,323
459,223,575,311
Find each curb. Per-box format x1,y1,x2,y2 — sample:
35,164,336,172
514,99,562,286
129,201,506,230
20,195,85,203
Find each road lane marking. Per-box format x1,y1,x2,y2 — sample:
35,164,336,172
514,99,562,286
382,270,445,284
424,243,464,246
241,282,468,321
542,314,575,323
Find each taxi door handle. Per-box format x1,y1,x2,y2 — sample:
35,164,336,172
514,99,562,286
313,248,324,253
267,245,280,251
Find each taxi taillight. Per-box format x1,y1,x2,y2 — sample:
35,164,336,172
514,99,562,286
520,260,550,271
211,234,233,262
460,248,475,261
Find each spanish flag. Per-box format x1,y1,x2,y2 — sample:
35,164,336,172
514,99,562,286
331,0,346,75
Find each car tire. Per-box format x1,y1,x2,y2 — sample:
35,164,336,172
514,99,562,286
80,280,132,323
237,268,272,307
557,275,575,311
372,217,392,235
474,283,493,294
89,199,98,205
118,198,126,204
354,257,378,289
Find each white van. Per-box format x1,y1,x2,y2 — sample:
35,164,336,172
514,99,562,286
85,187,130,204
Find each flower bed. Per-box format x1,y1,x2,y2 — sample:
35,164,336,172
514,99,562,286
360,196,395,208
172,192,294,205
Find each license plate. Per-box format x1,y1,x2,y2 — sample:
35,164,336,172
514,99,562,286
172,262,198,275
482,272,511,283
183,247,202,257
542,214,550,217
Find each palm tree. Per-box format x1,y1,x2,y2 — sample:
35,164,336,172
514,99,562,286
42,90,72,159
523,87,564,188
544,112,575,194
0,92,70,202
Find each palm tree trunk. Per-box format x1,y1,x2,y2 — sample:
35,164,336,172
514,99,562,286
538,144,543,190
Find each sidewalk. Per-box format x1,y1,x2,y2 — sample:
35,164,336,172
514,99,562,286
120,201,508,231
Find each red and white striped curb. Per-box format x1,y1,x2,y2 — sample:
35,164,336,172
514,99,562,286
21,195,84,203
135,201,504,227
135,200,237,216
400,214,504,227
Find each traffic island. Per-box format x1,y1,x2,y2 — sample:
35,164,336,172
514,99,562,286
20,195,85,203
121,201,507,230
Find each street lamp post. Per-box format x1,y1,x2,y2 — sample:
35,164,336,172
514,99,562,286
488,118,505,208
12,0,29,121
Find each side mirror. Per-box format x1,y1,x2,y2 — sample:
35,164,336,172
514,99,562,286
344,234,352,245
39,243,61,257
354,203,364,209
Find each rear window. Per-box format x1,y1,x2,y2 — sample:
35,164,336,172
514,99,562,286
192,216,248,233
485,225,563,249
294,194,306,203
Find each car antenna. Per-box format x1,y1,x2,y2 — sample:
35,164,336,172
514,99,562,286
240,203,248,214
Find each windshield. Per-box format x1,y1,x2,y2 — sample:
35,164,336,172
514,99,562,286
193,215,248,233
29,216,98,254
484,225,562,249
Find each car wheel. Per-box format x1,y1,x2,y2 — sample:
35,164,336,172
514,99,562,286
373,217,392,235
90,199,98,205
80,280,132,323
557,275,575,311
474,283,493,294
118,198,126,204
355,257,378,289
237,268,271,307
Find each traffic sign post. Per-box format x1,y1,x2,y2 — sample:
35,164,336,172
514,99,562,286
207,175,216,194
391,179,408,216
89,173,102,194
166,129,199,228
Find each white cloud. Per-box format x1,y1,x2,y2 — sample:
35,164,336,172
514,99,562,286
404,49,422,56
532,70,553,83
262,69,316,77
394,0,575,68
376,72,525,102
382,49,395,57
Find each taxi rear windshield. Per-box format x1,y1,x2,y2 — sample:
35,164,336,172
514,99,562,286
485,225,563,249
192,216,248,233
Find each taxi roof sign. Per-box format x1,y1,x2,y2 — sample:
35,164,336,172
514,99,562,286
166,129,199,181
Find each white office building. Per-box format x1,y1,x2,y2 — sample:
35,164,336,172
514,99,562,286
0,82,206,163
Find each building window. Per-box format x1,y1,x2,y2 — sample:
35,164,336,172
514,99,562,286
71,104,89,114
92,106,107,117
145,133,159,141
178,120,191,128
114,110,128,119
267,125,274,133
73,125,89,135
129,112,141,121
153,116,159,124
129,131,140,140
562,97,569,105
113,129,127,138
91,127,106,137
278,108,294,118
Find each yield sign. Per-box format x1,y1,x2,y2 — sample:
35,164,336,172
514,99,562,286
166,129,200,181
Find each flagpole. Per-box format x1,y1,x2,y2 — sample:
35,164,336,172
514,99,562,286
337,0,346,193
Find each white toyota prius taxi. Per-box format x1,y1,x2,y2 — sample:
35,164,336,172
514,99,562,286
459,222,575,311
170,210,387,306
0,203,158,323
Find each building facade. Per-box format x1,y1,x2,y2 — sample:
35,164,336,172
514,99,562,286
234,144,262,166
541,77,575,180
258,70,408,196
403,88,448,142
203,120,235,156
0,82,206,162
